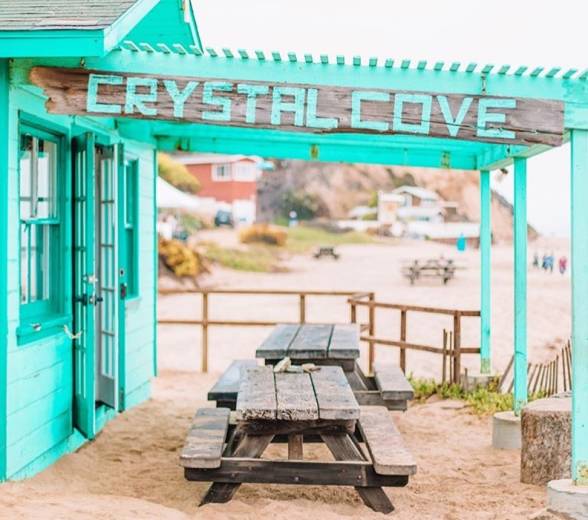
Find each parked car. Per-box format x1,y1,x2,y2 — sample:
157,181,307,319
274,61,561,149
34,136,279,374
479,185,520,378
214,209,234,227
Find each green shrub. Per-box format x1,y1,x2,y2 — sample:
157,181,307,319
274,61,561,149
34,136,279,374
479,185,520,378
408,375,538,416
279,190,327,221
239,224,287,246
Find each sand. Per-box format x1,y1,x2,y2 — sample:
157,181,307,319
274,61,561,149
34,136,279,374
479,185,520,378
0,236,569,519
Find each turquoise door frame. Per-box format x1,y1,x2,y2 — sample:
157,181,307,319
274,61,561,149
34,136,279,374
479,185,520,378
513,158,528,415
570,129,588,485
479,170,492,374
116,143,127,412
0,58,9,482
72,133,97,439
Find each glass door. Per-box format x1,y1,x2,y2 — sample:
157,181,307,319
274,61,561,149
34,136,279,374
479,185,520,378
94,145,119,409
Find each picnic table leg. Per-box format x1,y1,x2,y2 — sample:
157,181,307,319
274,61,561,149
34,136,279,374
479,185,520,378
321,433,394,514
288,433,303,459
200,433,274,505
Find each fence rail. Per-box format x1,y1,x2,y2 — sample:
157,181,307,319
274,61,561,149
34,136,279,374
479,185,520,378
158,289,371,372
158,288,481,381
348,293,480,383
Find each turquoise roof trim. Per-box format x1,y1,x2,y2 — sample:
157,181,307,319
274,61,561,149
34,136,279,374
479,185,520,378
0,0,159,58
125,0,202,51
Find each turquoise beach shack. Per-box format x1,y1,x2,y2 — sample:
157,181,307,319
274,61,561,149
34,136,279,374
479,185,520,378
0,0,201,479
2,0,588,494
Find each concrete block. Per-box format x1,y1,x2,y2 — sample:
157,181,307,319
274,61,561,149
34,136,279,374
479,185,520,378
548,479,588,519
460,370,496,392
492,410,521,450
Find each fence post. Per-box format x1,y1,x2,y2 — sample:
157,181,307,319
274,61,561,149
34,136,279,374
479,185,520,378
442,329,448,384
299,294,306,324
350,300,357,324
368,292,376,375
400,309,407,373
453,312,462,384
202,291,209,373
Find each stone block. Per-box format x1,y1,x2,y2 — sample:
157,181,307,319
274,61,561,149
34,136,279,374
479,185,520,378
521,397,571,486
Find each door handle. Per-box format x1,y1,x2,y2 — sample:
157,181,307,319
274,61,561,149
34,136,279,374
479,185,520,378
120,283,128,300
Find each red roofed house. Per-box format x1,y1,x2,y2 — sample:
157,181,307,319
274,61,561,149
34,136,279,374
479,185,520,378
175,154,262,225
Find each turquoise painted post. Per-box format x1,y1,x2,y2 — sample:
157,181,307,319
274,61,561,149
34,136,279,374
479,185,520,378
570,129,588,485
513,158,528,415
480,169,492,374
0,59,8,481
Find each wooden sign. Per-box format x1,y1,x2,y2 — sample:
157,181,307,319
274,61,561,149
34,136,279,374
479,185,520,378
30,66,564,146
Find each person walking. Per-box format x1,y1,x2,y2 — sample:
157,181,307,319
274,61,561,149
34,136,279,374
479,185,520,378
559,256,568,275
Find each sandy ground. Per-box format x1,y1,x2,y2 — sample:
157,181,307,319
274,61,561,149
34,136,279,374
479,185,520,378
0,235,570,519
161,232,571,378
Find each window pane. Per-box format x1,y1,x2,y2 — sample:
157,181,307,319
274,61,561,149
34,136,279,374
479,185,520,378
19,134,32,220
36,138,57,219
20,224,29,303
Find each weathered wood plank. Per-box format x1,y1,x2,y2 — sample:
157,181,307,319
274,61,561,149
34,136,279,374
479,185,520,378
288,433,304,460
235,366,277,421
30,66,565,147
328,323,360,359
374,363,414,401
322,433,394,514
288,324,332,359
239,419,355,436
208,359,258,402
275,372,319,421
199,433,274,505
312,366,360,420
180,408,230,469
186,458,409,488
256,324,300,360
358,406,417,476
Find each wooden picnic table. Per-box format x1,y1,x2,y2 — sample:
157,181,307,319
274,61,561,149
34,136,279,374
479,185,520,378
256,323,360,371
184,365,416,513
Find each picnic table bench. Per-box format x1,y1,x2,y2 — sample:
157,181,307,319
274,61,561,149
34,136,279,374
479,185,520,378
313,246,340,260
183,365,416,513
401,258,457,285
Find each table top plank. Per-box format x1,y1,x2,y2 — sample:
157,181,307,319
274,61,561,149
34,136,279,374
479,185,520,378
256,324,300,360
311,366,360,420
275,372,319,421
235,366,277,421
328,324,360,359
287,324,333,359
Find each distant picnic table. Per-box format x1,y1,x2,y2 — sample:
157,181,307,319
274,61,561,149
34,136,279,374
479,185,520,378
401,257,458,285
313,246,340,260
183,323,418,513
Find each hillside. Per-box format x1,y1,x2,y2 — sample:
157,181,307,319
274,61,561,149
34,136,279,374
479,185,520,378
258,160,537,242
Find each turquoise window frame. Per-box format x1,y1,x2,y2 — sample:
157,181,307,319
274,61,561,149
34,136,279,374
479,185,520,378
17,119,69,344
124,156,139,299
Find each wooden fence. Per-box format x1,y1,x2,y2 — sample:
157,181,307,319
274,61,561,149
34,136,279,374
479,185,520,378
158,289,372,372
348,293,480,383
158,288,480,382
499,340,572,397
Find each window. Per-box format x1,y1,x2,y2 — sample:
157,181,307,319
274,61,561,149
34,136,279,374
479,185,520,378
212,163,231,181
19,126,63,323
233,162,257,182
124,158,139,298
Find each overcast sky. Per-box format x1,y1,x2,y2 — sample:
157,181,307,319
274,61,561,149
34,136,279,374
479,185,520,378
193,0,586,237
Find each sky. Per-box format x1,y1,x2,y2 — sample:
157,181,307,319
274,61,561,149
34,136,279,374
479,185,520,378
193,0,586,236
